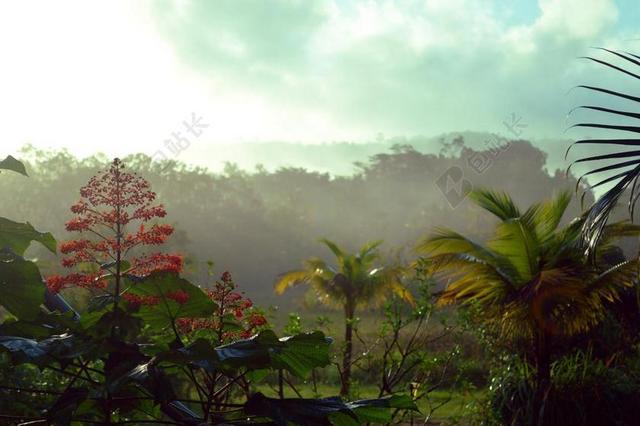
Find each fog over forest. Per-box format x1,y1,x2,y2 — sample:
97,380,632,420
3,134,592,306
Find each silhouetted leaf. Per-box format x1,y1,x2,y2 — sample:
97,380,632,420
244,392,355,426
127,272,216,328
0,250,46,320
243,392,417,426
156,337,220,372
0,333,94,366
124,361,177,405
0,311,76,339
570,48,640,254
0,155,27,176
216,330,331,377
46,387,88,425
0,217,56,255
344,394,418,424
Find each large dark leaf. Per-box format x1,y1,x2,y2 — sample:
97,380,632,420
244,392,355,426
151,330,331,378
0,310,77,339
156,337,220,372
0,250,46,320
0,217,56,255
0,333,94,366
243,392,418,426
216,330,332,377
0,155,27,176
126,272,216,328
82,308,143,341
46,387,88,425
342,394,418,424
123,361,177,405
568,48,640,255
104,339,150,390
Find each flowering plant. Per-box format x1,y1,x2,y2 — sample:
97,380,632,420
177,271,268,343
0,156,412,425
46,158,182,307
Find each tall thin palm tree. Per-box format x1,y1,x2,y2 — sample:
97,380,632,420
275,239,414,396
417,189,640,423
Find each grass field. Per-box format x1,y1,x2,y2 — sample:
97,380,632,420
254,382,485,425
255,307,487,424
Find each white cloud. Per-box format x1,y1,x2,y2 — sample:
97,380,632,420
536,0,618,40
0,0,633,169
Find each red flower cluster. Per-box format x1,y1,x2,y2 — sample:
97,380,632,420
166,289,190,305
46,158,183,294
122,293,161,308
176,271,268,342
46,273,108,294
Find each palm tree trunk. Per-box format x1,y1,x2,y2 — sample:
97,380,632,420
533,331,550,426
340,302,355,397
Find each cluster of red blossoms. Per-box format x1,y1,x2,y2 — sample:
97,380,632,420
46,158,183,294
121,289,190,309
177,271,267,342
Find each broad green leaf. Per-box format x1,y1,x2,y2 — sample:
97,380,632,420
272,331,332,377
244,392,357,426
346,394,419,424
0,250,46,320
0,217,56,255
0,333,94,366
215,330,278,370
0,311,77,339
127,272,216,328
0,155,27,176
243,393,417,426
245,368,270,383
83,308,144,341
221,313,244,332
216,330,332,377
156,338,220,373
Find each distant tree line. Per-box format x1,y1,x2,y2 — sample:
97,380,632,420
1,138,590,305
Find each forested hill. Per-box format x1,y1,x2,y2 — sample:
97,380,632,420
184,131,570,176
3,137,590,306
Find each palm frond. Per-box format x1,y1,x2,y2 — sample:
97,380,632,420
319,238,346,262
586,258,640,300
487,219,540,283
568,48,640,255
310,275,346,308
417,228,496,259
274,270,312,294
372,266,415,307
469,188,521,220
533,191,572,242
358,240,383,260
304,257,333,275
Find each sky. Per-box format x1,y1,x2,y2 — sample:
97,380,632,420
1,0,640,169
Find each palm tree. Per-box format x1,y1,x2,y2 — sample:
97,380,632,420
417,189,640,423
567,48,640,253
275,239,414,396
